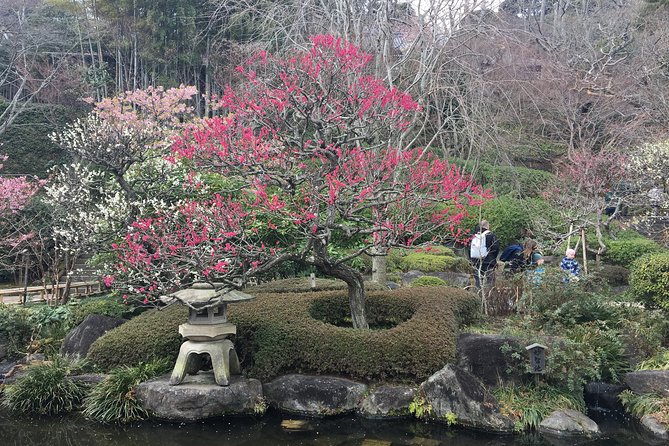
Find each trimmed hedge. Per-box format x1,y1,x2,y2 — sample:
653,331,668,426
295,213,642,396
629,252,669,311
398,252,470,273
87,304,186,371
244,277,388,294
88,287,479,382
410,276,448,287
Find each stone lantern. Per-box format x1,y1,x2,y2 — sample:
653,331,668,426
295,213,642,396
165,282,254,386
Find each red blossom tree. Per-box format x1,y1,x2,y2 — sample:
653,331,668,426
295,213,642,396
111,36,489,328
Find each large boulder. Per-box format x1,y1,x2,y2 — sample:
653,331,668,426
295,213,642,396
624,371,669,397
640,415,669,440
358,384,416,419
60,314,126,357
420,364,515,433
456,333,524,387
135,372,262,421
263,374,367,417
584,382,627,413
538,409,600,438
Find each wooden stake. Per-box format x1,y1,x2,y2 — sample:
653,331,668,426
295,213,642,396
581,228,588,275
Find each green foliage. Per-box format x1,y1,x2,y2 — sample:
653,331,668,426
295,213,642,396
67,295,129,327
629,252,669,310
408,394,433,419
460,195,537,249
2,356,88,415
93,288,478,381
27,304,74,339
0,104,85,176
604,231,663,267
452,159,554,198
410,276,448,287
87,305,186,370
619,390,665,418
0,304,32,358
636,350,669,370
493,383,585,432
83,360,171,423
399,251,470,273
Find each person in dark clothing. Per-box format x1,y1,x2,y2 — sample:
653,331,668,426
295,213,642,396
469,220,500,293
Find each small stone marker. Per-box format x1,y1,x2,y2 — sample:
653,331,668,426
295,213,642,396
309,273,316,289
525,343,547,374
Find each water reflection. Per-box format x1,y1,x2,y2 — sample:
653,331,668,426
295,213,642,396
0,411,663,446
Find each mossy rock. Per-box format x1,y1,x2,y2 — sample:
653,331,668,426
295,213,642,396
88,288,479,382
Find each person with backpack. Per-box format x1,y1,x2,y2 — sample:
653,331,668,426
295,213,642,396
469,220,500,292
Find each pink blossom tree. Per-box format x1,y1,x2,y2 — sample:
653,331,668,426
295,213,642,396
0,154,41,277
541,147,629,259
111,36,489,328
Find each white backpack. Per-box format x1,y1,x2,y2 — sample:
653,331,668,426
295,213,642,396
470,230,489,259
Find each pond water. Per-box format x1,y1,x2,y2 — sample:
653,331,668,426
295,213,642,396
0,411,662,446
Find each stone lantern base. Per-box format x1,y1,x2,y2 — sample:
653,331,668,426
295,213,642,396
169,322,240,386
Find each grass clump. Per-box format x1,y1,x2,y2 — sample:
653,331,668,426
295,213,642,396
493,383,585,432
83,360,170,423
2,356,88,415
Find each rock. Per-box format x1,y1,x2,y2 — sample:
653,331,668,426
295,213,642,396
400,270,424,286
420,364,515,433
456,333,524,387
538,409,600,438
584,382,627,413
264,374,367,417
624,371,669,397
135,372,263,421
70,373,109,386
358,384,416,419
386,281,401,290
60,314,126,358
640,415,669,440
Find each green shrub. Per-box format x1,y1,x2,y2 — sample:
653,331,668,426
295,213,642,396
493,383,585,432
399,252,469,272
604,232,663,267
26,304,74,340
244,277,388,294
68,295,129,327
87,304,186,370
410,276,448,287
91,288,478,382
452,159,554,198
2,356,88,415
619,390,668,421
83,359,171,423
629,252,669,310
0,304,32,358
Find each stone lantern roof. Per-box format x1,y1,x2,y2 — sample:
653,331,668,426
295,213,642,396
163,282,255,310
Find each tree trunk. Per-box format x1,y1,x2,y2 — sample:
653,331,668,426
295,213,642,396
370,245,388,284
316,260,368,329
